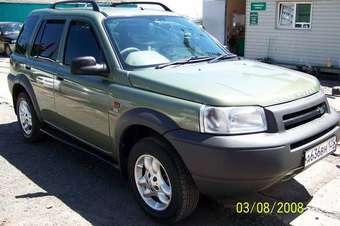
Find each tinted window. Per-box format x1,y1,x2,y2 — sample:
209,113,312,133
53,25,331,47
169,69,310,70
31,20,65,61
31,22,44,57
15,16,39,55
64,21,104,65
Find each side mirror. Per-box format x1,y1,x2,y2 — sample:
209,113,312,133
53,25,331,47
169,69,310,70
70,56,108,76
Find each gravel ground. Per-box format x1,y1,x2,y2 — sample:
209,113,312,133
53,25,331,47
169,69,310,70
0,56,339,226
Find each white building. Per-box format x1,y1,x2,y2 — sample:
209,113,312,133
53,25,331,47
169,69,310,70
203,0,340,71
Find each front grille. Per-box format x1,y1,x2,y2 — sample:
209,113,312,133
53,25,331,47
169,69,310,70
290,126,335,150
282,102,327,130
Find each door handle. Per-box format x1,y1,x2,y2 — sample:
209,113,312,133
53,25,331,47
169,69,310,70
56,76,64,81
25,65,31,70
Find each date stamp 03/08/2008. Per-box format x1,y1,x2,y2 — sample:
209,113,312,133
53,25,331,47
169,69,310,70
234,202,305,215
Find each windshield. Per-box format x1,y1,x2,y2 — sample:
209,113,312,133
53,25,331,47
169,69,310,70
1,23,22,34
105,16,229,70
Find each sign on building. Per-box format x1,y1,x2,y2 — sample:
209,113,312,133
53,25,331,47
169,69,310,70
250,12,258,25
251,2,266,11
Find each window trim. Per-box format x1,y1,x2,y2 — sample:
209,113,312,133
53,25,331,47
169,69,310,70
63,19,108,68
15,15,40,56
30,19,66,62
30,20,46,58
277,1,313,30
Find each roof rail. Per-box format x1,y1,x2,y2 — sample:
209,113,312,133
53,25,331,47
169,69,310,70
110,1,172,12
51,0,100,12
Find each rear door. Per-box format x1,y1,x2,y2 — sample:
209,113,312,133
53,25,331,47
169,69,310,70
28,19,66,123
54,20,112,153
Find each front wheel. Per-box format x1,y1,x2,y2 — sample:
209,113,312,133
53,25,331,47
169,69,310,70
128,137,199,223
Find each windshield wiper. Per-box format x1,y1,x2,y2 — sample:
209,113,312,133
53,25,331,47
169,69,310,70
155,56,213,69
208,53,238,64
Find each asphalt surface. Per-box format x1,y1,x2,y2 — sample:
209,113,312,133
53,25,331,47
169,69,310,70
0,56,339,226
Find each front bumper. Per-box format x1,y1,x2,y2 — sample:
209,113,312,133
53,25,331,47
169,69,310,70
165,108,339,197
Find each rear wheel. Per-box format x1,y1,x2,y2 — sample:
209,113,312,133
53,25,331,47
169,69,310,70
128,137,199,223
16,92,43,142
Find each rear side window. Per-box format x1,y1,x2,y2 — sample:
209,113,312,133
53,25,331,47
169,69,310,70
15,16,39,55
31,20,65,61
64,21,104,65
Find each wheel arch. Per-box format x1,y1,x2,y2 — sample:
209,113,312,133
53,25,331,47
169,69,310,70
114,108,181,177
9,73,42,122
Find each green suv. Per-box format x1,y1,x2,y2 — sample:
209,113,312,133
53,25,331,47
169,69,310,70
7,1,340,223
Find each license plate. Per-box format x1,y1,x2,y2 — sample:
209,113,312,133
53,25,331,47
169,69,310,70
305,136,337,167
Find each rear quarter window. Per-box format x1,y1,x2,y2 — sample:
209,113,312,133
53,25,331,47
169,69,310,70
15,15,39,55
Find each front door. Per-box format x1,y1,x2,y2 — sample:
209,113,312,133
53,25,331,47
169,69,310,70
54,20,112,152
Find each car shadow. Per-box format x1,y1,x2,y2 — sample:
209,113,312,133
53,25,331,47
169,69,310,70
0,121,312,226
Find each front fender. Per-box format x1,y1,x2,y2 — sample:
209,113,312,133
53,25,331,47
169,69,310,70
115,107,179,140
113,107,180,161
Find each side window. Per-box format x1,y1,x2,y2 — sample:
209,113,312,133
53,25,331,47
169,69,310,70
64,21,104,65
15,16,39,55
31,20,65,61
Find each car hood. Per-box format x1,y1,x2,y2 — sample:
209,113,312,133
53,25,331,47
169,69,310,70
3,32,19,40
128,60,320,107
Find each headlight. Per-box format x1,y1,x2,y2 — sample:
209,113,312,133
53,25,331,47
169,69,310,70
200,106,267,134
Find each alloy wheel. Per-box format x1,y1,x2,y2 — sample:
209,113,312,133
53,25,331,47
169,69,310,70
134,154,172,211
18,99,33,136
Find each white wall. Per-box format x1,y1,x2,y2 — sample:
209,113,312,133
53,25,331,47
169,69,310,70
154,0,203,19
245,0,340,67
202,0,226,43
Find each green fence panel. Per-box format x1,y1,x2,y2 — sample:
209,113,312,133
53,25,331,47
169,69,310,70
0,3,94,22
0,3,51,22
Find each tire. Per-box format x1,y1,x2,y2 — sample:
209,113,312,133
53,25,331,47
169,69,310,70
16,92,43,142
5,44,12,57
128,137,199,223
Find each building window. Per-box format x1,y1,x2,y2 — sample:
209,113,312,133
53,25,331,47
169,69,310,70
277,2,312,29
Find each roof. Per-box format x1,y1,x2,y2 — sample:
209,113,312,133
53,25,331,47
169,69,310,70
31,5,178,18
0,1,201,19
0,0,158,4
101,7,177,17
